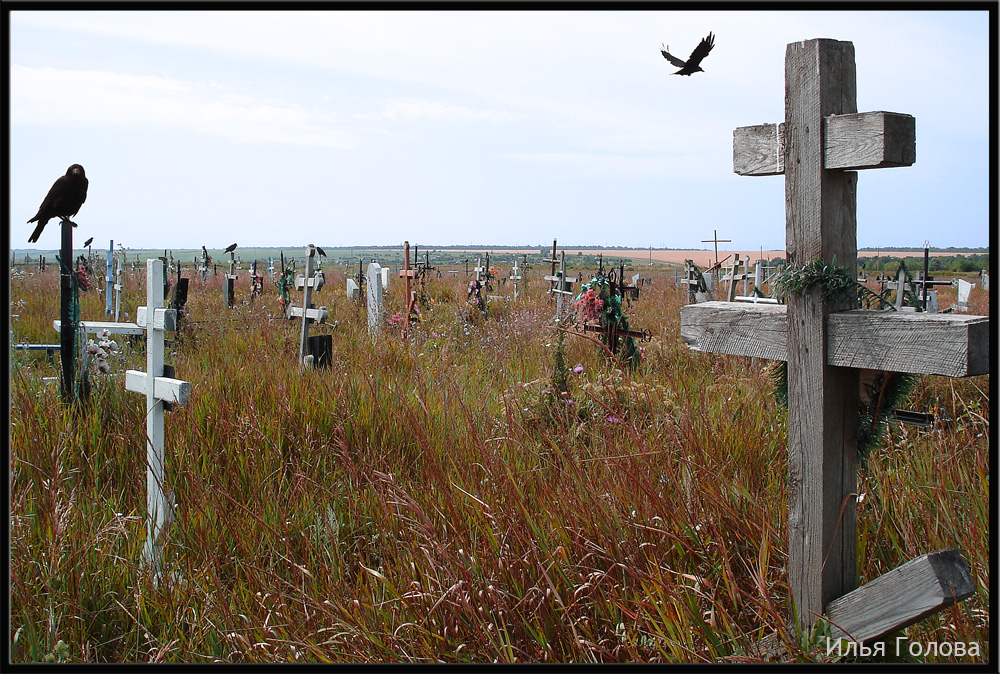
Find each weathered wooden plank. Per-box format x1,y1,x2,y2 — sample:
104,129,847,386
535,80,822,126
825,549,975,644
735,112,914,176
680,301,788,361
680,303,990,378
784,38,861,626
734,123,784,176
53,319,144,335
827,310,990,377
825,111,915,169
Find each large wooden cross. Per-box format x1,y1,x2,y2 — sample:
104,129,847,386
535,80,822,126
680,38,986,641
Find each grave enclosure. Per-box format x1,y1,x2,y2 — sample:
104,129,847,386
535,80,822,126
680,38,987,642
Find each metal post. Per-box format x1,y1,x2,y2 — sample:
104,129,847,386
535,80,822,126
298,246,316,367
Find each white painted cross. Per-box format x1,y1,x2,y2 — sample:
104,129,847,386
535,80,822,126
510,257,522,301
681,38,986,641
543,251,578,323
366,261,384,337
124,258,191,579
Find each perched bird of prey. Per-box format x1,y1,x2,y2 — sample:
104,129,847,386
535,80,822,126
27,164,89,243
660,32,715,75
83,237,94,248
316,246,326,257
224,243,238,254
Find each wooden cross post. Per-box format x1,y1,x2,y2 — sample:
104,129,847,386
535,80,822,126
542,239,559,294
544,252,578,323
681,38,986,640
701,229,731,268
124,258,191,580
290,245,328,369
398,240,420,338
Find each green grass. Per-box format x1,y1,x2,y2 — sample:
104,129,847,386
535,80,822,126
8,265,991,663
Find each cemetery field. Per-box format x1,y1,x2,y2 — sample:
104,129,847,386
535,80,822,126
8,265,991,663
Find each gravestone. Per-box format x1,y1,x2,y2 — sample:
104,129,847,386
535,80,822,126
682,38,985,641
956,278,974,310
366,261,383,337
346,278,360,300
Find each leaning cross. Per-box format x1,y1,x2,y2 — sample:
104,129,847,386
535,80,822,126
680,38,987,641
124,258,191,580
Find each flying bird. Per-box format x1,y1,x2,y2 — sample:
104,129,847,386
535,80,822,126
27,164,89,243
224,243,238,254
83,237,94,248
660,32,715,75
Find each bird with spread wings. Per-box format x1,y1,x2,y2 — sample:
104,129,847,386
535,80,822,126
660,32,715,76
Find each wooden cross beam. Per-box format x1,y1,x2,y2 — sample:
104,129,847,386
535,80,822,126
124,258,191,581
681,38,986,638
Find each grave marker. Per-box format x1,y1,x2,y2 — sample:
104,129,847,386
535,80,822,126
124,258,191,580
397,241,420,337
682,38,984,638
544,251,578,323
289,245,329,369
366,261,383,337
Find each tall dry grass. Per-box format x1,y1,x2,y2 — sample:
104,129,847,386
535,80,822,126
8,263,991,663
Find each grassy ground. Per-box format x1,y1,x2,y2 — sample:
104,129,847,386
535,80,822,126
8,263,991,663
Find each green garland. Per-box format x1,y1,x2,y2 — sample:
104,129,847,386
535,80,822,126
772,258,856,303
770,362,916,467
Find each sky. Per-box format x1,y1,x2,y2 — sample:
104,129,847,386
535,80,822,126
7,7,993,253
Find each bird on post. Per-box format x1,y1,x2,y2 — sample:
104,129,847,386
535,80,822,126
224,243,238,254
27,164,89,243
316,246,326,257
83,237,94,248
660,32,715,75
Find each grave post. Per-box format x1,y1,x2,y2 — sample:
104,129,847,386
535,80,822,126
366,260,383,338
398,240,419,338
290,245,328,369
105,240,114,316
59,219,76,404
124,258,191,580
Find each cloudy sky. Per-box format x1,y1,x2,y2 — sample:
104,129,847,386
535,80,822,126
8,8,992,252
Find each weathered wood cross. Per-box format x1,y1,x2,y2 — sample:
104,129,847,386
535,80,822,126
291,245,328,369
680,38,987,642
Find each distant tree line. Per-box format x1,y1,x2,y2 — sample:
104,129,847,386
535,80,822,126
858,253,989,274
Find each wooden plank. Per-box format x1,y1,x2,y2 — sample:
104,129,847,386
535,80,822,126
827,310,989,377
783,38,860,626
125,371,191,405
680,303,989,378
53,319,144,335
733,123,784,176
680,301,788,361
824,111,915,170
825,549,975,643
735,112,914,176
